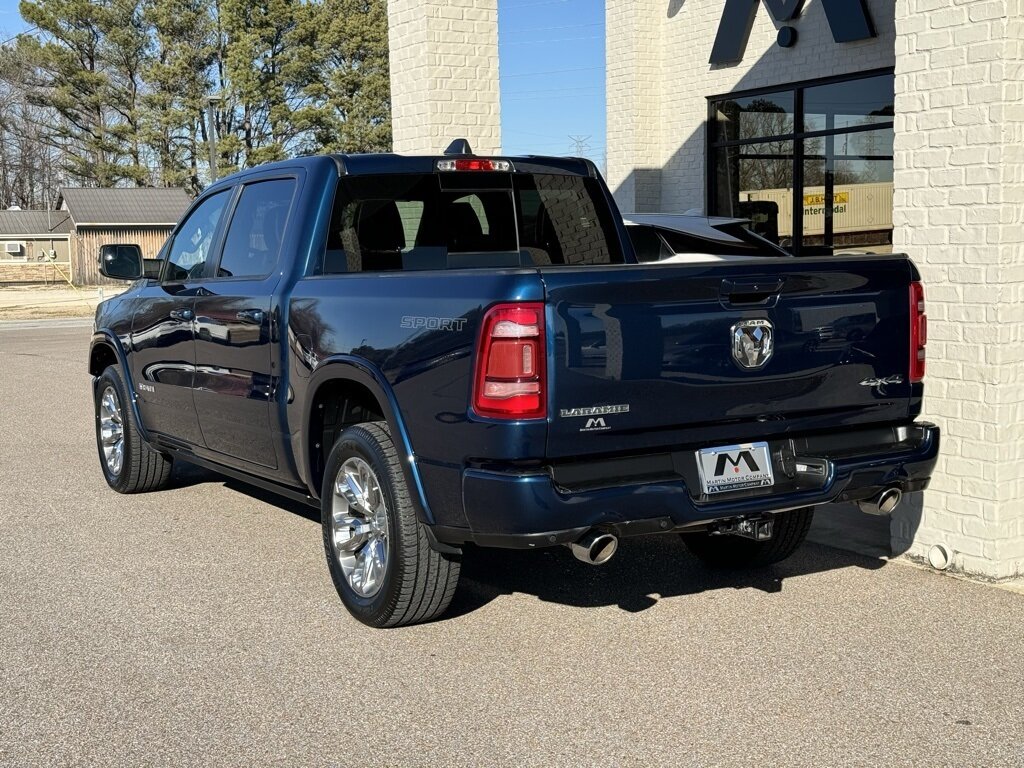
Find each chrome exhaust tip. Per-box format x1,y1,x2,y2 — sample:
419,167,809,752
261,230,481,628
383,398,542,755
858,487,903,516
568,531,619,565
877,487,902,514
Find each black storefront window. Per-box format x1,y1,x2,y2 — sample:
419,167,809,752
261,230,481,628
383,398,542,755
708,71,894,255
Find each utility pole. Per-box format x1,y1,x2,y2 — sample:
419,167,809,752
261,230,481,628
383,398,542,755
568,134,592,155
206,95,221,182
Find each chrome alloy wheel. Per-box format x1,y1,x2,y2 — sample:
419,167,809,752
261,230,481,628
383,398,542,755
98,385,125,476
329,457,390,598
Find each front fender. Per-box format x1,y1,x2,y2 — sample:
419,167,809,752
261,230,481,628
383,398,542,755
302,356,435,525
89,330,150,444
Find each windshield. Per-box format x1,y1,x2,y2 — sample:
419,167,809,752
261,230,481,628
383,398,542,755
320,172,624,273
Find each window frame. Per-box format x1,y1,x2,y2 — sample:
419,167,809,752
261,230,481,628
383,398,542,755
706,68,894,256
207,174,300,283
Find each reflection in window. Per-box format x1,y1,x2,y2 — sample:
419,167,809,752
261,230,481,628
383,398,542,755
709,72,894,255
713,91,794,143
164,190,229,282
714,146,793,246
396,200,424,244
804,74,894,132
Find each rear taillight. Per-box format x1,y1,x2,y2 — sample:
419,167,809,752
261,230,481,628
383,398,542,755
472,302,546,419
910,281,927,382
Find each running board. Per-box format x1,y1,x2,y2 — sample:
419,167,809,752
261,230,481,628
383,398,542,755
158,444,319,508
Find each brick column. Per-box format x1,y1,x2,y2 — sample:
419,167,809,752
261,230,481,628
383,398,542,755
387,0,501,155
892,0,1024,578
605,0,663,212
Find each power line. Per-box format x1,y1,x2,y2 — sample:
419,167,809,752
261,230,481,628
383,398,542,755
502,128,567,140
503,35,601,46
504,85,604,96
0,26,39,47
502,0,581,9
505,136,606,147
504,92,601,101
503,21,602,34
502,65,602,78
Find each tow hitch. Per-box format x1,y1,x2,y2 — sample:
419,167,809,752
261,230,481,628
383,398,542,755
711,517,774,541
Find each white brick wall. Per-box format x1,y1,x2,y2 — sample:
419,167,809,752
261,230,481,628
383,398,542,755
388,0,501,155
892,0,1024,579
605,0,664,212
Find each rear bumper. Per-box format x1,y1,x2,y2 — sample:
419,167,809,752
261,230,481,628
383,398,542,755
433,422,940,549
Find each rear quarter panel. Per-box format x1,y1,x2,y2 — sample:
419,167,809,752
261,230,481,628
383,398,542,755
286,271,546,522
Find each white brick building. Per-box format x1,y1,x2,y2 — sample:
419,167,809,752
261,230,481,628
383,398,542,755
388,0,501,155
607,0,1024,579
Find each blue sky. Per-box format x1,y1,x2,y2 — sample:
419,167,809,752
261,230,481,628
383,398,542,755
498,0,605,170
0,0,21,38
0,0,607,168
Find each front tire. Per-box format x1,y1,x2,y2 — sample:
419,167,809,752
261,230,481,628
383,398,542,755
93,365,172,494
321,422,461,627
682,507,815,569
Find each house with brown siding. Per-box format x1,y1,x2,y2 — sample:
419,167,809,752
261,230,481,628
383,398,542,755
58,188,192,285
0,187,192,286
0,210,73,285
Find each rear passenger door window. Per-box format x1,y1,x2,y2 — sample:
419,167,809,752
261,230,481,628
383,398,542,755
216,179,296,279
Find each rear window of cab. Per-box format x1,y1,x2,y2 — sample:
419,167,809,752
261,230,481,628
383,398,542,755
318,172,625,273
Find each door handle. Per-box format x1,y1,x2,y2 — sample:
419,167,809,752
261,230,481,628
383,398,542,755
720,278,785,307
236,309,265,325
169,308,194,322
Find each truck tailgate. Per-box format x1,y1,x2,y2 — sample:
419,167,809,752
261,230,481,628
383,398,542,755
542,256,916,459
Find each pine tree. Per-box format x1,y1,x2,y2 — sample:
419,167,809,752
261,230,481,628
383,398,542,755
1,0,393,190
289,0,391,154
13,0,119,185
216,0,299,168
141,0,215,192
96,0,152,184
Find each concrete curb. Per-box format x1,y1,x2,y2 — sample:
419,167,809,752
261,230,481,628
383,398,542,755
0,318,94,330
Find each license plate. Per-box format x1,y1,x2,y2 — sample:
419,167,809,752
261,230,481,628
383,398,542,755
695,441,775,495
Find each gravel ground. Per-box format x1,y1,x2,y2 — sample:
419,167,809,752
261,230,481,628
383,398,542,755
1,324,1022,767
0,286,125,320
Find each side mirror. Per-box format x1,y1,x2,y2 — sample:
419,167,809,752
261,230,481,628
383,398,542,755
98,244,143,280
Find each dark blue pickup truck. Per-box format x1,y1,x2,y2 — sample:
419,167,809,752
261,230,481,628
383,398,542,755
89,144,939,627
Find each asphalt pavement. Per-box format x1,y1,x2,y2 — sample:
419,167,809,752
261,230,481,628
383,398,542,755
2,324,1023,767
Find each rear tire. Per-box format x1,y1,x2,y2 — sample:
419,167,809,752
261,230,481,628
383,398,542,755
682,507,814,568
321,421,461,627
94,364,173,494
